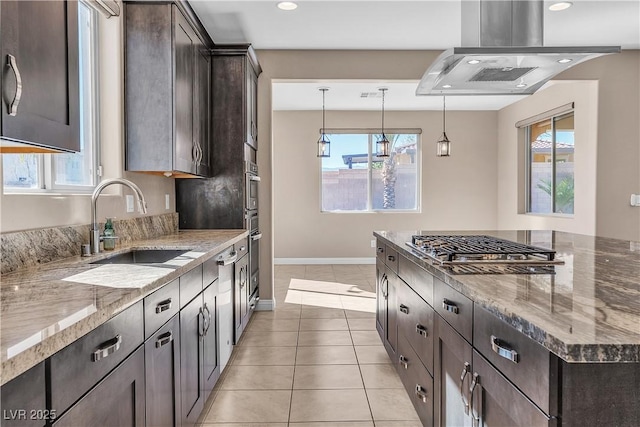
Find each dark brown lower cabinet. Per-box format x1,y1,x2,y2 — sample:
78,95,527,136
375,259,386,340
397,332,434,426
180,293,206,427
53,347,145,427
0,362,46,427
384,266,398,359
470,350,552,427
434,316,473,427
145,315,181,427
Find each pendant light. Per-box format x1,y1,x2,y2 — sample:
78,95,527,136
376,87,390,157
317,87,330,157
436,96,451,157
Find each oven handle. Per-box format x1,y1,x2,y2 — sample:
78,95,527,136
251,233,263,241
249,175,261,182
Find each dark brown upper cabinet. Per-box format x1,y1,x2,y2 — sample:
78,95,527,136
124,1,213,178
0,0,80,153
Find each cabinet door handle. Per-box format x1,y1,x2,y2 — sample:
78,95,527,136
92,335,122,362
6,54,22,116
491,335,519,363
399,355,409,369
415,385,428,403
198,307,206,337
416,324,428,338
442,299,459,314
239,267,245,288
155,331,173,348
399,304,409,314
251,233,263,241
387,255,396,262
470,372,482,427
460,361,471,415
217,251,238,266
203,303,212,336
155,298,172,314
192,142,198,164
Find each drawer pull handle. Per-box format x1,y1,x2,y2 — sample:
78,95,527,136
491,335,519,363
399,304,409,314
470,372,482,427
387,255,396,262
415,385,428,403
460,361,471,415
92,335,122,362
399,355,409,369
251,233,263,241
416,324,428,337
442,299,459,314
155,298,172,314
155,331,173,348
239,246,246,251
377,247,384,254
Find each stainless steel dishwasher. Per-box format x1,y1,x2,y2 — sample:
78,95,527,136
216,247,237,372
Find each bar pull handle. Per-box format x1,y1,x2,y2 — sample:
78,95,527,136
155,298,172,314
460,361,471,415
155,331,173,348
92,335,122,362
415,385,428,403
399,304,409,314
251,233,263,241
442,299,459,314
399,355,409,369
491,335,519,363
6,54,22,116
470,372,482,427
416,324,428,338
217,251,238,266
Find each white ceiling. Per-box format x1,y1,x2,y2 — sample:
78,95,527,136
190,0,640,111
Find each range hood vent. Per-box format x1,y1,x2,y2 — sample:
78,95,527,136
416,0,620,96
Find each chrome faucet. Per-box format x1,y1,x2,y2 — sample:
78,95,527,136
90,178,148,254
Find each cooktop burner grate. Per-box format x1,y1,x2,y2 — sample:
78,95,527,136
447,264,557,275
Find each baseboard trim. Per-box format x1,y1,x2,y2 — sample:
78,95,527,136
274,257,376,265
255,299,275,311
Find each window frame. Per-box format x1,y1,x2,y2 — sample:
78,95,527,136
2,0,100,195
319,129,422,213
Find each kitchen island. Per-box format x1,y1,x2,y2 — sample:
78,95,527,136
374,230,639,427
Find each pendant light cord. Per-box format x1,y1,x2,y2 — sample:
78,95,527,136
443,95,446,132
322,89,325,134
381,89,386,134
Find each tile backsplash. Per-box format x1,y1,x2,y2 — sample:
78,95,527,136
0,213,178,274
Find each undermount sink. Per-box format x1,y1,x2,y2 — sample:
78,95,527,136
90,249,189,265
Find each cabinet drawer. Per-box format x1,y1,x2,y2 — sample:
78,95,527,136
144,279,179,339
180,264,203,308
50,301,144,414
471,350,552,427
434,278,473,342
397,280,434,375
396,332,434,426
234,238,249,259
203,256,219,287
376,239,386,262
473,304,556,415
398,254,434,307
385,246,399,273
1,362,46,427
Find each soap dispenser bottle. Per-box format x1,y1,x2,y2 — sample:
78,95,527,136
103,218,116,251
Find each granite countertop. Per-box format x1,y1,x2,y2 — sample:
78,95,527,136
374,230,640,363
0,229,249,385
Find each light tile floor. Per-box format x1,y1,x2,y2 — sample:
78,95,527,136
198,264,421,426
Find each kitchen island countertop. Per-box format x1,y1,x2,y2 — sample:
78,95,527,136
0,229,248,385
374,230,640,363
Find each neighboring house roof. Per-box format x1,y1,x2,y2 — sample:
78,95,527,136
531,140,574,153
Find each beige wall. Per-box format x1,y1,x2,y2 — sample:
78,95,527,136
497,51,640,241
0,13,175,233
496,81,599,235
273,110,499,259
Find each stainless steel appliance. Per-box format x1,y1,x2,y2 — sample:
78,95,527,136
216,247,237,371
247,211,261,307
406,235,563,274
245,161,259,211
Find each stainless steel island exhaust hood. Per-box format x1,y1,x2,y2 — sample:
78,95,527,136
416,0,620,96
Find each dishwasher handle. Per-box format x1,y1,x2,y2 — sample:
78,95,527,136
217,251,238,266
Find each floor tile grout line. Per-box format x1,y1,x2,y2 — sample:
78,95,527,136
287,282,303,425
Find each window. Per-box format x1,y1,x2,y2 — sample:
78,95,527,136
525,111,574,214
2,1,98,192
321,131,420,212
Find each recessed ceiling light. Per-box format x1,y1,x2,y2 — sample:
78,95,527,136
516,83,527,88
467,59,481,65
558,58,573,64
442,84,452,88
549,2,573,11
277,1,298,11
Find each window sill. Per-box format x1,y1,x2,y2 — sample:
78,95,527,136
321,210,421,214
522,212,575,219
3,190,94,196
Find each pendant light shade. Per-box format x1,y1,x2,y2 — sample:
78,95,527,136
437,96,451,157
376,87,390,157
317,88,330,157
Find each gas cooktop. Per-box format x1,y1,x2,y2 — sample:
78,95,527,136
405,235,563,275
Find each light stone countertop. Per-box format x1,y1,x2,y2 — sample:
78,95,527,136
374,230,640,363
0,229,248,385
